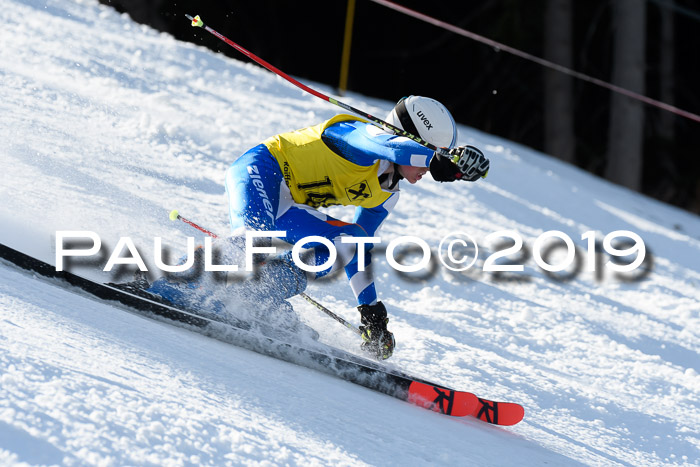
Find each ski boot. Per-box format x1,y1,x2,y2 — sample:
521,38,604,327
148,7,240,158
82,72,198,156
358,301,395,360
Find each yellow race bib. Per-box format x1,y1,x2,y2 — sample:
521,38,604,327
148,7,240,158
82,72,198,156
264,115,394,209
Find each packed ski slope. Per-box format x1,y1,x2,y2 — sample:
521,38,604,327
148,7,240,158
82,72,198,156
1,0,699,465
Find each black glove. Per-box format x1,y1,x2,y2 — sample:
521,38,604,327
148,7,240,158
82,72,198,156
358,301,395,360
430,145,490,182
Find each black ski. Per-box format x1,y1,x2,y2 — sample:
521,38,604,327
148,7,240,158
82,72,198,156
0,242,523,425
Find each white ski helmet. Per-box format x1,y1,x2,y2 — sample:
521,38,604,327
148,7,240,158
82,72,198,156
385,96,457,148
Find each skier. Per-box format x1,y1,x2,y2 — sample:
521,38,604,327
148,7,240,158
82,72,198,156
149,96,490,359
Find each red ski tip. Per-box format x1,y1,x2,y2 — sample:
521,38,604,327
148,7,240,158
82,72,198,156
407,381,525,425
472,397,525,426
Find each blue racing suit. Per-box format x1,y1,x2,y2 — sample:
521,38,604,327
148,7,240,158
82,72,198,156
225,115,435,306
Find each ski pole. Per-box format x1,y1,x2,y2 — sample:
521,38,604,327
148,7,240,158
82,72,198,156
300,293,362,335
169,209,362,335
169,209,219,238
185,14,450,157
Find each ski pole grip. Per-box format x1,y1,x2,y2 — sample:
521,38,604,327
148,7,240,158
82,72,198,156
434,147,451,159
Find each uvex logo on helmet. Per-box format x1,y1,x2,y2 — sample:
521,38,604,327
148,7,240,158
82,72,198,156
416,111,433,130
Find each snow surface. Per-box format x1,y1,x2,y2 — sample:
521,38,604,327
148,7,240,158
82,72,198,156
1,0,699,465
